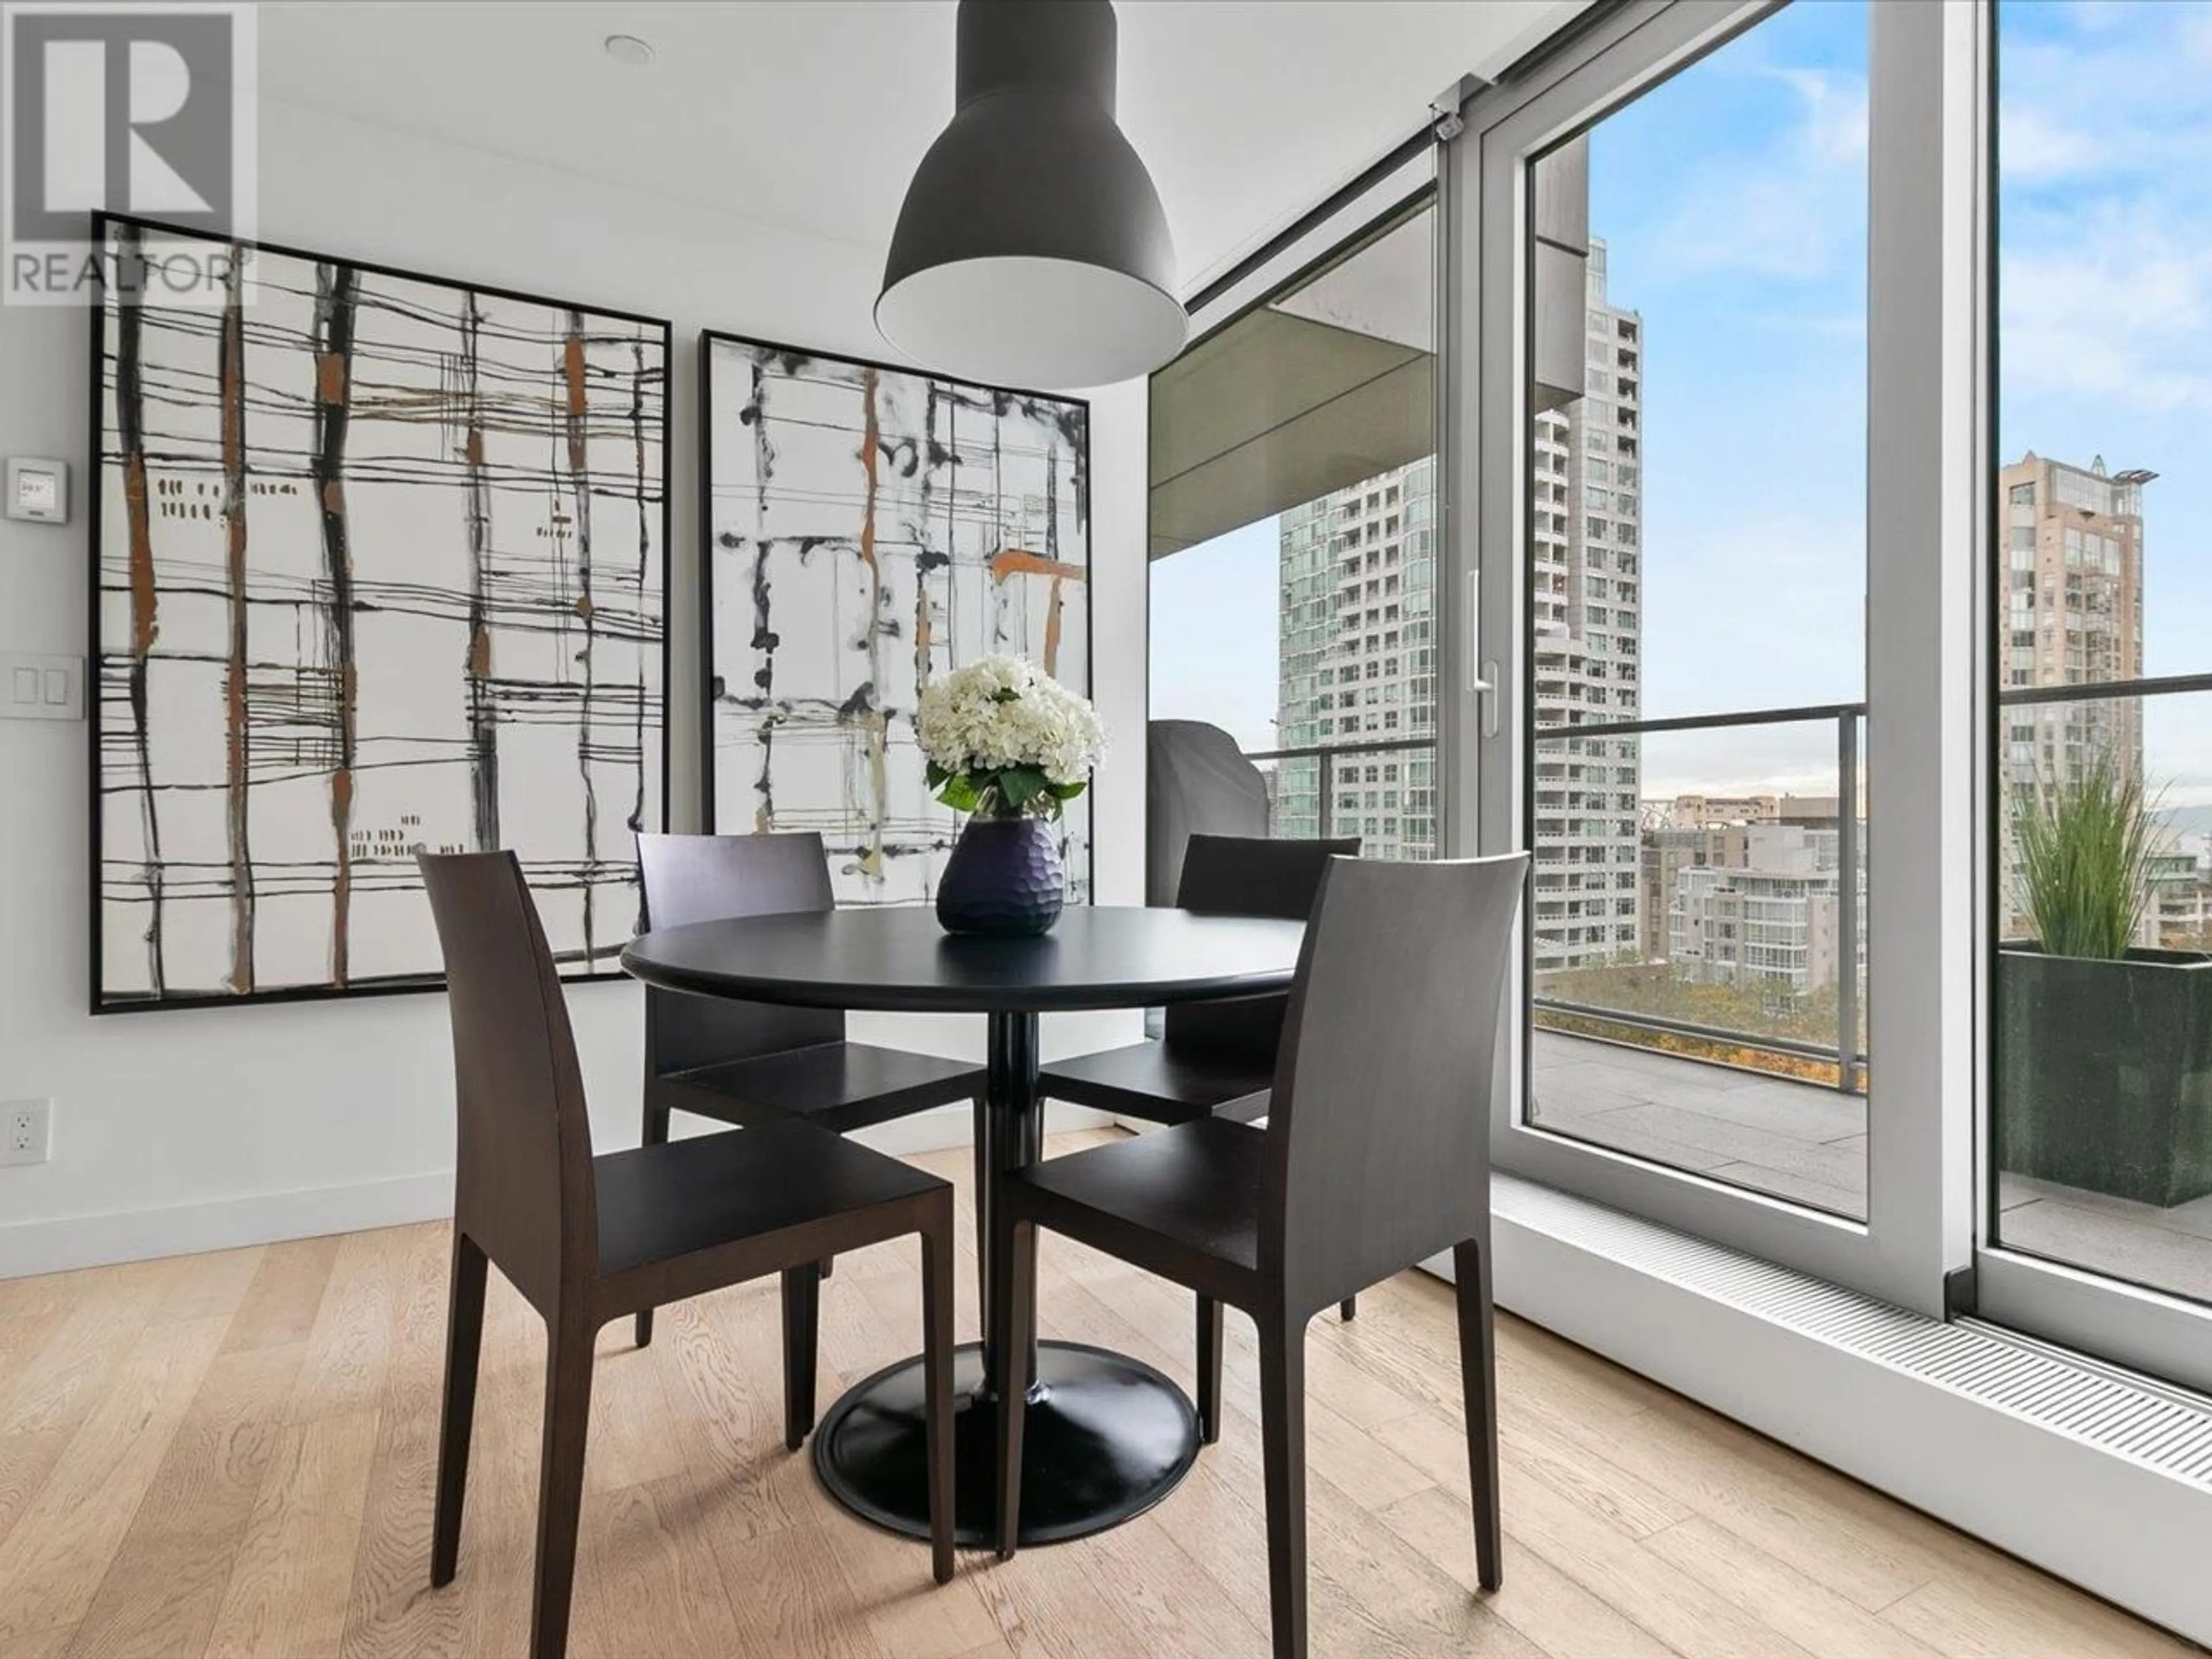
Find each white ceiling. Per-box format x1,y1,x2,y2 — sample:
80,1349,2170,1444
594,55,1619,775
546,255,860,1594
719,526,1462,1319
257,0,1581,293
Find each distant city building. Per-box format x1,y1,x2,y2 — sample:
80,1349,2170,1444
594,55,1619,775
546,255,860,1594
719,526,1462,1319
1666,825,1866,995
2147,833,2212,950
1271,241,1640,954
1998,451,2152,937
1639,824,1755,964
1639,793,1861,962
1663,794,1780,829
1528,240,1645,971
1272,459,1438,858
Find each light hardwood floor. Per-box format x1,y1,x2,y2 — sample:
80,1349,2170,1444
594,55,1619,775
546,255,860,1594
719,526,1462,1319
0,1128,2196,1659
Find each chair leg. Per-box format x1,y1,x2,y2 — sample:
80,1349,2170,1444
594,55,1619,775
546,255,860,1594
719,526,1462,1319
1195,1294,1224,1446
1339,1297,1358,1322
991,1217,1038,1559
528,1316,596,1659
633,1101,671,1349
819,1256,835,1281
972,1090,992,1350
781,1264,821,1451
1258,1310,1310,1659
430,1230,488,1588
921,1206,957,1586
1453,1237,1503,1592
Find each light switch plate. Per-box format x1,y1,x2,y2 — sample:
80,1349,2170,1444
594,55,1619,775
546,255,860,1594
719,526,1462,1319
0,653,82,721
6,459,68,524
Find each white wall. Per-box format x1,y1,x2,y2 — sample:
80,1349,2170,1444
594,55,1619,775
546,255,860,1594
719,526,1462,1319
0,99,1147,1277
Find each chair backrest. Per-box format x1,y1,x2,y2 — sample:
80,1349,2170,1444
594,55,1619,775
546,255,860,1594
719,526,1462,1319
418,851,599,1309
1263,854,1529,1313
1161,834,1360,1062
636,832,843,1073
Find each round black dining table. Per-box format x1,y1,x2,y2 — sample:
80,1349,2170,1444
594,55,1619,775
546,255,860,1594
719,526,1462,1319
620,904,1305,1547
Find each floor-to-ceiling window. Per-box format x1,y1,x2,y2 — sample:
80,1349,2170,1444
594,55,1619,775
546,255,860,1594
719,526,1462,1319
1978,0,2212,1393
1147,0,2212,1392
1149,179,1438,877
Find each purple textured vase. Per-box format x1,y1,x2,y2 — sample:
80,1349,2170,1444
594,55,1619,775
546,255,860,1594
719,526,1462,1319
936,817,1066,937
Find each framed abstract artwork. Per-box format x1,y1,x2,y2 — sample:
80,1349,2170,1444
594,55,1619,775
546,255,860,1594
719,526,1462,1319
700,331,1092,906
89,215,669,1012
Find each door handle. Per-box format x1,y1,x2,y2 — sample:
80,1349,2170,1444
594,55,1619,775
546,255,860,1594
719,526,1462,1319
1466,570,1498,736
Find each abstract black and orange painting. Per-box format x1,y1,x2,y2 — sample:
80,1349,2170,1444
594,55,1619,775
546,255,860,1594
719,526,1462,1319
90,216,668,1011
702,332,1092,907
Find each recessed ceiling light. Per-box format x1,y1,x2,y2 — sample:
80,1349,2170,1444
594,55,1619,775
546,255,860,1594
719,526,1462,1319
603,33,654,67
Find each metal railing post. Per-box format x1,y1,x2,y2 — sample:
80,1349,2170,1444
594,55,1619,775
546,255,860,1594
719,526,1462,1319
1836,710,1860,1094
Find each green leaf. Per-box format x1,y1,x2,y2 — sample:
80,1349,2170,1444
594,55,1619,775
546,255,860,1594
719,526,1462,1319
935,772,982,813
1045,780,1088,801
998,766,1049,813
2016,753,2159,960
990,685,1022,704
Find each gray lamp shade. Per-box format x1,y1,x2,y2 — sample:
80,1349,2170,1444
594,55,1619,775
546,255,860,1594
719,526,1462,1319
877,0,1187,391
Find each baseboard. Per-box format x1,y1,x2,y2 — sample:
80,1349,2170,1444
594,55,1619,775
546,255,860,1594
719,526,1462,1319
0,1100,1113,1281
1474,1173,2212,1646
0,1171,457,1278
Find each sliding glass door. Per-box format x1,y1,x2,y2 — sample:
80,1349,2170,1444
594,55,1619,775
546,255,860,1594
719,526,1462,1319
1974,0,2212,1395
1455,0,1970,1311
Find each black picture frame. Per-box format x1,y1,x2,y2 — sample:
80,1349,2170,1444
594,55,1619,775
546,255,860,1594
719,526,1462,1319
696,328,1097,902
86,211,676,1014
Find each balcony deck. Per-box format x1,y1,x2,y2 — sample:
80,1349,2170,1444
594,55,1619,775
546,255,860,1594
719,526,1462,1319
1533,1030,2212,1305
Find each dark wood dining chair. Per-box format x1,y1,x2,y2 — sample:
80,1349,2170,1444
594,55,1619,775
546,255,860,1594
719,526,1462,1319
1039,833,1362,1359
418,851,956,1659
632,831,986,1346
989,852,1529,1659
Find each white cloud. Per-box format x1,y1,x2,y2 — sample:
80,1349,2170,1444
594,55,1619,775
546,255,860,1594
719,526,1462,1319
1633,60,1869,287
2063,0,2140,35
1997,107,2108,180
1763,66,1869,166
2002,203,2212,414
2187,6,2212,64
1995,0,2212,415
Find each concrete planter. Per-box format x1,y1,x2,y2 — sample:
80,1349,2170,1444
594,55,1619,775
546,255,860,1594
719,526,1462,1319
1995,945,2212,1208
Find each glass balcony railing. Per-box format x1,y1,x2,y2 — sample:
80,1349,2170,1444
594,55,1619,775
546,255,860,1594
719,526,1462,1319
1230,704,1872,1220
1528,701,1868,1100
1240,735,1438,861
1233,704,1873,1099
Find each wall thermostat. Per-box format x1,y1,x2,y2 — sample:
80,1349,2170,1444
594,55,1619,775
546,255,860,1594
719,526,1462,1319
6,459,68,525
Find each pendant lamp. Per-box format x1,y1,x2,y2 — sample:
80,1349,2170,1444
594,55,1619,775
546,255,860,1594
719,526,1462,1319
877,0,1187,390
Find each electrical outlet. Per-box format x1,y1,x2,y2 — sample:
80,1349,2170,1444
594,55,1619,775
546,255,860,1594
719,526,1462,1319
1,1100,51,1166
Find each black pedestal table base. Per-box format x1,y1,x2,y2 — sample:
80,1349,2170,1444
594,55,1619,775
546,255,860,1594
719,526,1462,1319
813,1340,1200,1547
814,1005,1203,1544
617,912,1304,1548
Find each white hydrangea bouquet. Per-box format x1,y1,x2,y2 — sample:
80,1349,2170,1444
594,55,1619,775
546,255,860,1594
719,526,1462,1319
915,654,1105,820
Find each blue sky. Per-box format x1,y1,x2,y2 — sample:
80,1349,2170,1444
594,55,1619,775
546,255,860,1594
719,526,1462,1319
1153,0,2212,799
1999,0,2212,804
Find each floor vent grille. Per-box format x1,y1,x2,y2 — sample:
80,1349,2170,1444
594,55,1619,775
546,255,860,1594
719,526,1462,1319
1497,1174,2212,1491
